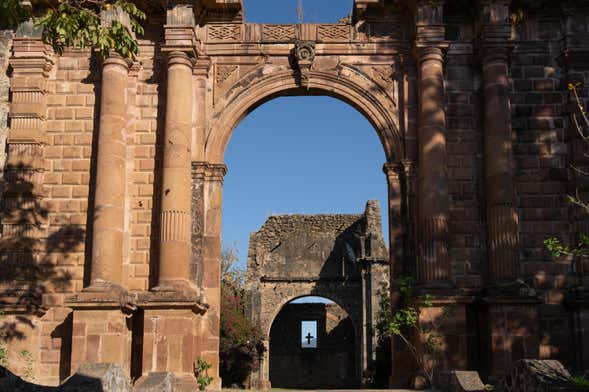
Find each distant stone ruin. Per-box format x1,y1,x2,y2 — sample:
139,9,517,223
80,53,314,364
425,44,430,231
246,201,389,388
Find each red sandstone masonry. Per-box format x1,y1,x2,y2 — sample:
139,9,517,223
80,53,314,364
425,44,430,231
1,0,589,388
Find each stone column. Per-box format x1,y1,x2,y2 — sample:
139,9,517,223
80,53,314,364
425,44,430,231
415,44,450,285
156,51,194,291
481,45,520,283
67,53,135,377
478,1,539,382
88,54,131,289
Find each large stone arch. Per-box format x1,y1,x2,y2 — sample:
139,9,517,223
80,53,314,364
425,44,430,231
204,64,402,164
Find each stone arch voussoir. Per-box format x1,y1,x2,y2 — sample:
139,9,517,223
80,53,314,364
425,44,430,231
205,64,401,164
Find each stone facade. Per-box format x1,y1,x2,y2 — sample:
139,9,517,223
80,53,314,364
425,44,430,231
0,0,588,389
245,201,389,388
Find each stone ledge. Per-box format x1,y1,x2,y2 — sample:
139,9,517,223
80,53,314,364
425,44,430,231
66,287,208,315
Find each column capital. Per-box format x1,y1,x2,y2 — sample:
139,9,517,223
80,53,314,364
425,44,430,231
166,50,194,68
382,162,404,180
191,161,208,180
413,44,448,65
206,163,228,183
191,161,228,182
101,53,133,72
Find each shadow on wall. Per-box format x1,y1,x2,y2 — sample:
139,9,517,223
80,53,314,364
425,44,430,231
0,362,131,391
0,162,83,378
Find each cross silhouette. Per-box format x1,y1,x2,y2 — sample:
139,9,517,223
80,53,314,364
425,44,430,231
305,332,314,345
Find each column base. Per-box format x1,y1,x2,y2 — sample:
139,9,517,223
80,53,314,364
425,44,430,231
415,293,474,387
151,279,200,294
137,291,212,383
65,298,133,376
480,288,541,383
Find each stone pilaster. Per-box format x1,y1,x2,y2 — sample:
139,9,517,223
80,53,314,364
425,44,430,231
198,162,227,390
3,31,53,274
383,162,404,280
402,159,418,279
193,59,211,162
414,0,451,287
87,54,132,290
384,161,412,387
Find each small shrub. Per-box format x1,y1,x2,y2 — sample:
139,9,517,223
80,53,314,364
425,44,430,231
195,358,213,391
572,374,589,388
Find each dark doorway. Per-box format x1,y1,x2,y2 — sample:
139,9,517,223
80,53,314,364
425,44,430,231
269,299,357,389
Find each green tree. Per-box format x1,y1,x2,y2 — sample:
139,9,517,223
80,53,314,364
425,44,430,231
1,0,146,59
220,245,265,388
545,82,589,258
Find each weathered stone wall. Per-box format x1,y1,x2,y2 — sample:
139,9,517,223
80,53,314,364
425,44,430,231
2,0,589,388
509,10,571,367
246,201,389,387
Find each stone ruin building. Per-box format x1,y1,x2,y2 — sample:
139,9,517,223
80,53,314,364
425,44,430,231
245,201,389,389
0,0,588,390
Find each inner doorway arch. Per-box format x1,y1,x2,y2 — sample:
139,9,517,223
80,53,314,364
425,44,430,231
269,296,358,389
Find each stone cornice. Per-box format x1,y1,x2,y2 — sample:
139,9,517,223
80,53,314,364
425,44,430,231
191,161,228,182
194,0,244,25
162,26,198,58
382,162,404,180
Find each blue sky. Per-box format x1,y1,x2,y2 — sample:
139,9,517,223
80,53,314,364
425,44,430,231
243,0,354,24
221,1,389,269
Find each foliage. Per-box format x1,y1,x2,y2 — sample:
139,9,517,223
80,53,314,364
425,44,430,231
19,350,34,381
3,0,145,59
220,245,265,387
0,0,31,28
37,0,145,58
572,374,589,388
545,82,589,260
0,344,7,368
376,276,454,389
195,357,213,391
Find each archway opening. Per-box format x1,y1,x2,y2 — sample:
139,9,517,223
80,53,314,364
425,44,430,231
222,96,389,268
219,95,393,389
269,296,357,389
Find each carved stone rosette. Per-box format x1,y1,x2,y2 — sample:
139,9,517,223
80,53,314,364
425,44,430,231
293,40,316,87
